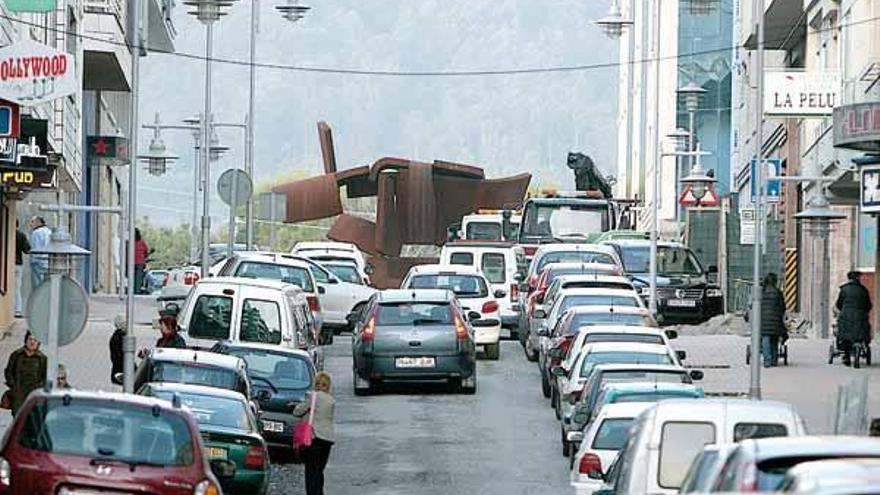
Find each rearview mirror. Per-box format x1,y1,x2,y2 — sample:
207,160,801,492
689,370,704,381
327,277,339,285
345,312,361,325
534,309,547,319
665,329,679,340
112,372,124,386
494,289,507,299
676,350,687,361
210,459,236,480
513,272,524,282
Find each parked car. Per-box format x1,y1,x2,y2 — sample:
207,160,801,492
0,389,227,495
349,289,478,395
603,239,723,324
212,342,315,455
401,264,503,360
321,259,370,286
599,399,806,494
563,381,704,457
679,444,736,494
777,458,880,493
712,436,880,492
525,244,622,288
132,347,253,401
570,402,654,495
291,240,369,276
439,241,528,333
176,277,321,364
139,383,270,494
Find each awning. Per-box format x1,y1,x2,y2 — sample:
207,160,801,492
744,0,805,51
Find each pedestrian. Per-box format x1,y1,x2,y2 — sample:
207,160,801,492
29,216,51,290
56,364,72,389
3,332,48,416
134,228,149,294
109,315,125,385
293,371,335,495
747,273,787,367
138,314,187,359
14,219,30,318
835,271,872,367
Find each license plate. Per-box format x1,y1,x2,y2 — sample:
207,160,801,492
667,299,697,307
262,420,284,433
395,356,436,368
205,446,228,459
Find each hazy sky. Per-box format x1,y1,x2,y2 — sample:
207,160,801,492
138,0,619,226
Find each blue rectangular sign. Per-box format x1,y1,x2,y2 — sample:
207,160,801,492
750,158,782,203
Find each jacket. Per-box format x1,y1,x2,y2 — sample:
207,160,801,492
836,280,872,342
156,332,187,349
15,230,30,266
294,390,335,443
109,329,124,384
4,347,47,416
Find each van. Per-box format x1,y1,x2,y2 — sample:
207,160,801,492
598,399,807,495
439,241,527,333
177,277,321,367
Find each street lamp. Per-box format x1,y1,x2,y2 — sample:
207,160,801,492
275,0,309,22
679,146,717,204
595,0,633,39
139,115,180,177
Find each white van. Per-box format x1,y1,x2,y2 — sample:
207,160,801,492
177,277,322,367
599,399,807,494
439,241,527,332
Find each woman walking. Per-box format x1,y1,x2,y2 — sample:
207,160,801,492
294,371,335,495
4,332,47,416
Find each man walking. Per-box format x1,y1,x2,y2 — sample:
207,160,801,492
14,220,30,318
29,216,51,290
835,271,872,366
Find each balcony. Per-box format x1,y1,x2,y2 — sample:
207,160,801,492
83,0,131,91
146,0,176,54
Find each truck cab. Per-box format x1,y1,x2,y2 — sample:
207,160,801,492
517,193,619,259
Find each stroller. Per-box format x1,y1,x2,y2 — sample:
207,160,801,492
828,317,872,368
745,335,790,366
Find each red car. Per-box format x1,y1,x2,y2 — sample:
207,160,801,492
0,389,230,494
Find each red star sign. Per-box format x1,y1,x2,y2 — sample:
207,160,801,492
92,138,110,155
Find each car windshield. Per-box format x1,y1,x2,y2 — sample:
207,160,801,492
522,204,609,239
592,418,635,450
537,252,616,273
19,398,195,467
560,295,639,313
466,222,503,240
580,352,673,377
240,299,282,344
228,348,313,390
376,302,453,326
612,392,697,403
325,264,362,284
234,261,314,292
584,333,664,345
408,274,488,298
619,246,703,275
151,391,251,431
571,313,654,327
188,295,233,340
152,362,237,390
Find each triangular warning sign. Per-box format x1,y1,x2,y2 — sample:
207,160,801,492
679,184,719,207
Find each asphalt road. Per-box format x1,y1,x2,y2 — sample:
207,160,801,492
269,339,570,495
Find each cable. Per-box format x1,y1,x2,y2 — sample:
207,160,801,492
0,12,876,77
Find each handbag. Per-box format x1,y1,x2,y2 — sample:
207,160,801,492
1,390,11,410
292,392,317,451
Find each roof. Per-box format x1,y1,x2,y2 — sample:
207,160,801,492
563,306,652,316
443,241,517,250
462,213,522,222
149,348,244,369
407,264,485,276
544,262,621,273
144,382,248,402
34,388,184,411
535,243,619,256
554,274,633,285
198,276,303,293
649,398,799,417
221,342,313,360
579,325,663,334
582,342,672,354
293,241,358,252
743,436,880,461
594,401,655,419
526,197,612,206
559,288,640,297
378,289,454,303
232,252,316,268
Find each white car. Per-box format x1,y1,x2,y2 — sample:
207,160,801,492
570,402,654,495
525,244,622,287
292,241,368,273
542,274,636,304
401,264,504,360
439,241,527,332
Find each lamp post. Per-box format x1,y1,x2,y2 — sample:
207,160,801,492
676,81,707,175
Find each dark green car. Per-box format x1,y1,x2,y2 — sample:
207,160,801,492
139,382,270,495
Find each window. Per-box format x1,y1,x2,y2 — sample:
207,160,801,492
466,222,503,240
560,295,640,313
449,252,474,266
0,201,7,295
584,333,664,345
309,265,330,283
376,302,452,326
240,299,282,344
152,362,237,390
234,262,314,292
592,418,635,450
733,423,787,442
537,251,617,273
571,313,655,328
20,399,195,466
481,253,506,284
189,295,233,339
679,450,721,493
325,264,362,284
521,203,610,239
579,351,673,377
658,422,716,489
620,246,703,275
228,348,313,390
151,391,251,431
408,274,488,298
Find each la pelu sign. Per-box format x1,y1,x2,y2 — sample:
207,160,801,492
0,40,76,106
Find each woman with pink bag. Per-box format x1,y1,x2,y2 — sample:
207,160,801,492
293,371,336,495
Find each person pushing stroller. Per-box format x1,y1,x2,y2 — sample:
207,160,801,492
835,271,872,367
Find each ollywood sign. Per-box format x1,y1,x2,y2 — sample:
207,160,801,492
0,40,76,106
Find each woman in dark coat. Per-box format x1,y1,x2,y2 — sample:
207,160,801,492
836,271,872,366
759,273,787,367
4,332,47,416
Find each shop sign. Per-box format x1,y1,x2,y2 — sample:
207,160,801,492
764,71,840,116
0,165,55,189
0,40,77,106
4,0,56,13
834,101,880,152
861,166,880,214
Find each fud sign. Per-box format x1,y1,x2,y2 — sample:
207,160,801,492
0,40,76,106
764,71,840,117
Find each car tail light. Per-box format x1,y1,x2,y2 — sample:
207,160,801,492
510,283,519,303
481,300,499,314
361,314,376,343
244,444,268,470
163,273,170,286
454,314,468,341
0,457,9,487
194,479,221,495
578,453,603,475
307,295,321,313
523,245,537,257
184,272,199,286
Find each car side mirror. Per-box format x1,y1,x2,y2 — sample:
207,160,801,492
467,310,482,321
574,411,590,424
707,265,718,274
513,272,524,282
665,329,679,340
689,370,704,381
676,350,687,361
548,347,564,359
210,459,237,480
534,309,547,319
112,372,124,386
550,366,566,377
535,292,545,304
365,264,375,275
536,326,550,337
494,289,507,299
318,286,326,294
566,431,584,444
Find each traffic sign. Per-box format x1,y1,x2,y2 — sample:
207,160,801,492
750,158,782,203
679,184,719,207
861,166,880,214
0,99,20,138
218,169,253,207
26,275,88,346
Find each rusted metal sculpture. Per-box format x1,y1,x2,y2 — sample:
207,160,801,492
273,122,532,288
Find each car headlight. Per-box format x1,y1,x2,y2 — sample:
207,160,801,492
0,457,10,487
706,288,723,298
194,480,220,495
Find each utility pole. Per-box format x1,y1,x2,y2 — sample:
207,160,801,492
749,0,765,400
246,0,258,249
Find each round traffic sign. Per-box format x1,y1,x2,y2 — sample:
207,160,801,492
26,275,89,347
218,169,253,207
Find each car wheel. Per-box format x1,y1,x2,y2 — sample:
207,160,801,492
524,339,538,362
486,343,500,361
561,430,571,457
353,369,371,396
541,372,551,399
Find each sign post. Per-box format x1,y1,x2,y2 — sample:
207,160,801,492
751,158,782,203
